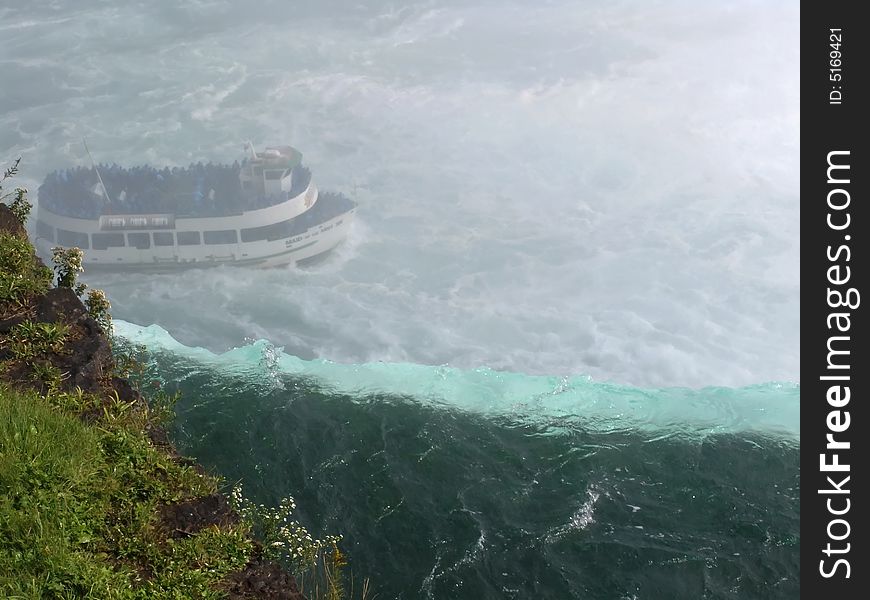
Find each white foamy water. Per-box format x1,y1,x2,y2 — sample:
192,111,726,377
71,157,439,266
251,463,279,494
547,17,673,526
1,0,799,388
114,320,800,438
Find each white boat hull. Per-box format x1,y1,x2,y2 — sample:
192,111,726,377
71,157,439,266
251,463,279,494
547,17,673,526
34,209,354,271
34,180,355,271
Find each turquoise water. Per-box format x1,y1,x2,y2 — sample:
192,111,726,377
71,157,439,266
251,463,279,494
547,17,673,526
116,321,800,599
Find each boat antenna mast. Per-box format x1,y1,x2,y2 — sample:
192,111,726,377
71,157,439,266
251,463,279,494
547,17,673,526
82,137,113,205
244,140,258,160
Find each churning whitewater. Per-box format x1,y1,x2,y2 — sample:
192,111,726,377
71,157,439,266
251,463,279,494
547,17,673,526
1,0,799,598
3,0,798,388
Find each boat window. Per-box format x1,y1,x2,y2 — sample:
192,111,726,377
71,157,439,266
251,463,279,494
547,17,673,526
241,219,291,242
56,229,89,249
177,231,201,245
240,223,268,242
36,220,55,242
92,233,126,250
153,232,174,246
204,229,238,245
128,232,151,249
265,170,283,180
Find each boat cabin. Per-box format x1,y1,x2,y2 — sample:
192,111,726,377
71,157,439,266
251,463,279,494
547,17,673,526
239,145,303,198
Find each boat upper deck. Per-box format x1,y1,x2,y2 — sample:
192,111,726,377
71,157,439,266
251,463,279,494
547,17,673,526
37,161,312,220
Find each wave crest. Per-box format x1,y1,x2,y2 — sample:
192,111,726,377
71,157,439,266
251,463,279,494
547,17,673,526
114,319,799,438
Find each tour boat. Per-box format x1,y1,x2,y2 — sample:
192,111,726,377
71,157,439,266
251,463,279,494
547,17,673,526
33,144,356,270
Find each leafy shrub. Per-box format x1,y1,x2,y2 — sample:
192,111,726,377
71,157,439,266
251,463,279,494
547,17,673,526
1,158,32,224
86,288,113,335
229,484,344,567
51,246,85,290
6,320,69,359
229,484,350,598
0,233,53,313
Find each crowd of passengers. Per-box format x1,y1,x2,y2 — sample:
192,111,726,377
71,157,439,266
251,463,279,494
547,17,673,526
38,162,312,219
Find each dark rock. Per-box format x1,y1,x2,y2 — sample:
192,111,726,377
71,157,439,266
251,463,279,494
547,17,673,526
146,422,172,448
0,204,27,239
32,290,120,395
0,314,27,334
111,375,143,405
226,557,307,600
53,316,113,394
158,494,240,538
35,287,88,325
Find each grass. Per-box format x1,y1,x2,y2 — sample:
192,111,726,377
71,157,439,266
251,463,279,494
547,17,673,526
0,384,251,599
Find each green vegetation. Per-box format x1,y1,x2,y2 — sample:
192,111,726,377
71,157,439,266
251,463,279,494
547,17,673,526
0,232,53,314
230,487,356,600
85,288,113,336
51,246,87,296
1,161,364,598
1,157,33,224
0,384,250,598
6,320,69,359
